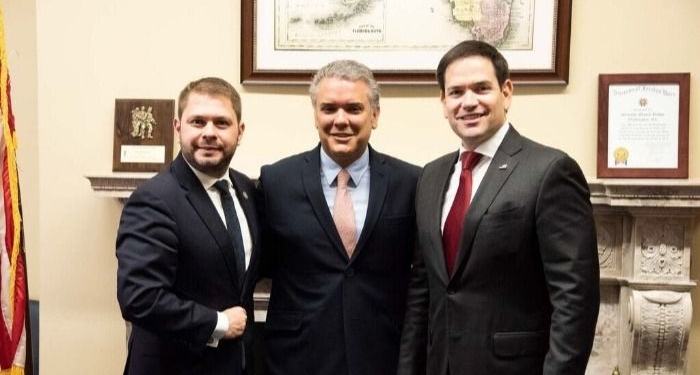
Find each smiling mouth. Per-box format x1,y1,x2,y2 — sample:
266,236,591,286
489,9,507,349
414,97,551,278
197,146,221,153
457,113,485,120
331,134,353,139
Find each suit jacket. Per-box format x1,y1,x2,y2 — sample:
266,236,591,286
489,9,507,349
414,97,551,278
258,145,420,375
116,153,261,375
398,126,600,375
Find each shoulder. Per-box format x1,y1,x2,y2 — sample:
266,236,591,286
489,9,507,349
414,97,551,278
230,168,256,189
261,150,311,174
423,152,457,171
371,149,421,178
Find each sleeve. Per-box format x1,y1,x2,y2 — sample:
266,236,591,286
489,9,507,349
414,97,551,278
116,187,218,347
536,155,600,375
397,173,429,375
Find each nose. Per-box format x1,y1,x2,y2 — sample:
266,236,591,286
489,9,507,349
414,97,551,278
202,120,216,136
333,110,349,126
461,90,478,107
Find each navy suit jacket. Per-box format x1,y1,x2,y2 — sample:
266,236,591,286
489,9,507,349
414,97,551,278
258,145,420,375
116,153,260,375
399,126,600,375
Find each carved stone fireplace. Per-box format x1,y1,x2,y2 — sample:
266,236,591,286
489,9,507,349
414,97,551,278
87,175,700,375
587,180,699,375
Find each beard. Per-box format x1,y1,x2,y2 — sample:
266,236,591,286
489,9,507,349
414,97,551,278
182,146,235,177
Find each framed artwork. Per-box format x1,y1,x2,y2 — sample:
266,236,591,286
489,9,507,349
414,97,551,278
112,99,175,173
597,73,690,179
241,0,572,85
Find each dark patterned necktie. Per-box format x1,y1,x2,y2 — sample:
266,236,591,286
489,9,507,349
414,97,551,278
213,180,246,281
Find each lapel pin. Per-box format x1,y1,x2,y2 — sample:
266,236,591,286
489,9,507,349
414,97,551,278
242,192,248,199
499,164,508,170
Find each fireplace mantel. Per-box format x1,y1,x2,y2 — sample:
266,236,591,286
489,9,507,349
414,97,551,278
88,175,700,375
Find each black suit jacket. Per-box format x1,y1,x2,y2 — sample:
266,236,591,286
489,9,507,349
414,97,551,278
116,153,260,375
399,126,600,375
258,145,420,375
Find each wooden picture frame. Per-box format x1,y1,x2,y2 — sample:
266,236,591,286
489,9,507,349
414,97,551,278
112,99,175,173
241,0,572,85
597,73,690,179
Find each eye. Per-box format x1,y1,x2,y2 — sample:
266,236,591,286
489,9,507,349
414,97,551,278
345,104,364,114
214,118,232,128
190,118,205,126
448,88,464,97
320,105,337,114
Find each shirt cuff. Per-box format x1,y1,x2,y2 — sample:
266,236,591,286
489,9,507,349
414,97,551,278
207,311,229,348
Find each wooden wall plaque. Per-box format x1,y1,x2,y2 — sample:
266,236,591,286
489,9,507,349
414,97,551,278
112,99,175,172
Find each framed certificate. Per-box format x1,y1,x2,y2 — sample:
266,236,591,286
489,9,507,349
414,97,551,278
597,73,690,178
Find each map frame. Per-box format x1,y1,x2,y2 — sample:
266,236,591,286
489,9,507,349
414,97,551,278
241,0,572,85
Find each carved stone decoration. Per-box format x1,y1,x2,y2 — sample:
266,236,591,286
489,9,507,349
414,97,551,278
627,290,691,375
636,217,689,281
587,286,620,375
595,215,623,277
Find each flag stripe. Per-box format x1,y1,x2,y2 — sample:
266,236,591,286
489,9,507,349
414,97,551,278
0,4,28,374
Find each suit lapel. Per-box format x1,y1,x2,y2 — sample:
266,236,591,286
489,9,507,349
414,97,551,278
427,152,460,283
230,170,258,292
354,147,388,259
301,147,349,259
171,154,242,290
450,127,523,279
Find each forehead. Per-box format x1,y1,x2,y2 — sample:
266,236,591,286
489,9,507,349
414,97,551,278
183,93,234,113
444,56,498,84
316,77,371,104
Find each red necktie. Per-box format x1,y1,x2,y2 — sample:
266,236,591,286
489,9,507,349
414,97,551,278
442,151,482,276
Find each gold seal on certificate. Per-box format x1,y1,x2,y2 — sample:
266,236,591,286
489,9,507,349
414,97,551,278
112,99,174,173
613,147,629,166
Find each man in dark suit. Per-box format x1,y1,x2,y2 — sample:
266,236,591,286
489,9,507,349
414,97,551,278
116,77,259,375
258,60,420,375
398,41,600,375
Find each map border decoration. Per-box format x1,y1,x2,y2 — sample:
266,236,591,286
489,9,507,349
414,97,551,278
596,73,690,179
241,0,573,86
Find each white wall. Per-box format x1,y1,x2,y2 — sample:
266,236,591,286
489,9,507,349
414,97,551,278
3,0,700,373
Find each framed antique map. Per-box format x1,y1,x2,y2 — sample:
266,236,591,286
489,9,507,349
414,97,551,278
241,0,572,85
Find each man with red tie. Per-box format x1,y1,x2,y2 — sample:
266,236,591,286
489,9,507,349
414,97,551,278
398,40,600,375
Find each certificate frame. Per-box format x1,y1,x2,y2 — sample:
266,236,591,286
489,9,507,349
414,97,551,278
241,0,572,85
597,73,690,179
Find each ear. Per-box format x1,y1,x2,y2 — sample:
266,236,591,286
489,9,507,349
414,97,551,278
502,79,514,112
237,121,246,144
371,106,380,129
440,91,449,118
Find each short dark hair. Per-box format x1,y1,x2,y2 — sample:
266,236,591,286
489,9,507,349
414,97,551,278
436,40,510,91
177,77,242,120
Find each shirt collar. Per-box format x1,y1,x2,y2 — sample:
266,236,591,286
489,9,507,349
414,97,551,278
183,158,232,190
320,146,370,187
458,122,510,159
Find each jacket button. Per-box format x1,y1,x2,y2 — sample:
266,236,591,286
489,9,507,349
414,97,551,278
345,268,355,277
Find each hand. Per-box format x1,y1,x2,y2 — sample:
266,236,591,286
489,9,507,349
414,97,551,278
222,306,247,339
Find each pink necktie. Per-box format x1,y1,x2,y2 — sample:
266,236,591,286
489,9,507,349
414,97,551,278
333,169,357,257
442,151,482,275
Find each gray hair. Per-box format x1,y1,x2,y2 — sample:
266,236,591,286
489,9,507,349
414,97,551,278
309,60,380,110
